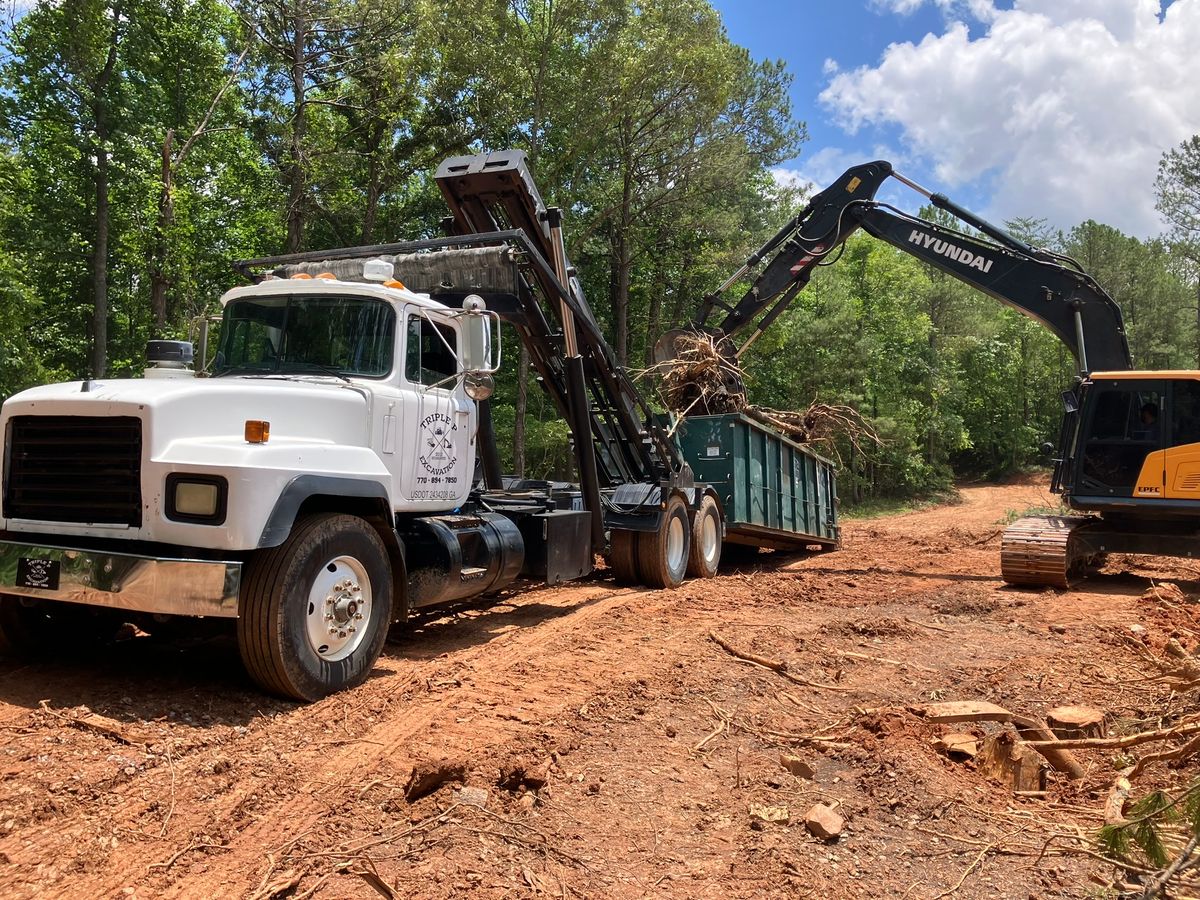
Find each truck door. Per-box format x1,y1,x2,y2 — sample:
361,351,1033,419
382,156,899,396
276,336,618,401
1078,378,1165,498
1163,378,1200,499
392,309,474,505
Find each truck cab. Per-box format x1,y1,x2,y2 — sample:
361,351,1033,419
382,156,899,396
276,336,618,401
0,267,541,700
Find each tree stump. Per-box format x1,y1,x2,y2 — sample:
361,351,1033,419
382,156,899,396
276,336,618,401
979,731,1045,792
1046,705,1107,740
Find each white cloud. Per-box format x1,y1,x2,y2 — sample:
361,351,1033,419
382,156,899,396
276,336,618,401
871,0,999,23
822,0,1195,235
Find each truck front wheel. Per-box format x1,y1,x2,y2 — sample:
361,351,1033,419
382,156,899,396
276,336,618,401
238,513,393,702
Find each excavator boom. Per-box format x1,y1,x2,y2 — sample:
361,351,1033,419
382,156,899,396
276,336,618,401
695,162,1133,374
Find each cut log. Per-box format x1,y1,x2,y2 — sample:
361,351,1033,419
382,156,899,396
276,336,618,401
919,701,1013,724
1010,715,1087,780
932,732,978,760
979,732,1046,793
1046,705,1106,740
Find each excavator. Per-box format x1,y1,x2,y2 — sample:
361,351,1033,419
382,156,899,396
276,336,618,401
658,159,1200,588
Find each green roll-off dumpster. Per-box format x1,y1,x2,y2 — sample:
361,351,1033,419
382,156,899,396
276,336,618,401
674,413,839,550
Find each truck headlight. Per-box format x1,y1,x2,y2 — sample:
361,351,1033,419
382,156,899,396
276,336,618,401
165,474,228,525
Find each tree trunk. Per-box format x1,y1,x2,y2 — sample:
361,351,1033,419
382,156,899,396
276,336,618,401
361,147,381,245
668,269,688,330
613,129,633,366
91,139,110,378
927,311,937,464
615,233,630,366
285,12,308,253
644,252,665,367
360,78,384,244
149,130,174,338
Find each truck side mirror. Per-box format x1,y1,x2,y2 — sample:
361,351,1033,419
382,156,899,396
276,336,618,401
1040,441,1055,457
460,295,500,375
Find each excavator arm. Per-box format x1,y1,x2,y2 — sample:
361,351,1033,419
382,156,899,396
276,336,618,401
693,163,1133,374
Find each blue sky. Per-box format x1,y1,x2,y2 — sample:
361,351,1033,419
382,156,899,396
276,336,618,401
710,0,1195,237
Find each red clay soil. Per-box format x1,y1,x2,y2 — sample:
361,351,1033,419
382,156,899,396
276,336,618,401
1,476,1197,898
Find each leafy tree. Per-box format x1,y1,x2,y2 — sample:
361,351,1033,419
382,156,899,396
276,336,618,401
1,0,270,378
1,0,139,376
1062,220,1194,369
1156,135,1200,365
581,0,802,363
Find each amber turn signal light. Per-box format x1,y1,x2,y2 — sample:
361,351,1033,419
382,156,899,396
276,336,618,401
244,420,271,443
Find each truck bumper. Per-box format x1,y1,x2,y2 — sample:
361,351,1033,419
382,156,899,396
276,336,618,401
0,540,241,618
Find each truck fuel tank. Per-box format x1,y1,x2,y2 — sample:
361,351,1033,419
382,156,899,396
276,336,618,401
403,512,524,607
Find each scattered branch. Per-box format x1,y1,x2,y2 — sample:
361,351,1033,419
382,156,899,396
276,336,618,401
708,631,852,691
1026,718,1200,752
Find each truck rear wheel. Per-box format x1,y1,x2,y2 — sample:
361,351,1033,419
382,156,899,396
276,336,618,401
608,530,640,584
636,495,691,589
238,513,393,702
686,496,722,579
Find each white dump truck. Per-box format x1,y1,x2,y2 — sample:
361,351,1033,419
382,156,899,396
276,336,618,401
0,151,725,700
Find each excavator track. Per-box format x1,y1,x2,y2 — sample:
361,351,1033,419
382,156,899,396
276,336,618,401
1000,515,1095,588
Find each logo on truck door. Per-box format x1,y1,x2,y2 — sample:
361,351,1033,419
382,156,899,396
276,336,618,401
418,412,459,476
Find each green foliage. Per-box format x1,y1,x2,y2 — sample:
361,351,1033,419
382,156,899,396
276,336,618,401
999,503,1067,525
840,494,950,521
1097,780,1200,880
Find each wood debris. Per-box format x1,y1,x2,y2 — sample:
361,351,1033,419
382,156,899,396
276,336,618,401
643,329,879,455
918,700,1014,724
978,732,1045,793
933,732,979,760
779,753,815,779
646,331,746,415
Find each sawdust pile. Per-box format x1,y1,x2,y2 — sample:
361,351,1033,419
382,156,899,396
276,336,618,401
644,331,879,456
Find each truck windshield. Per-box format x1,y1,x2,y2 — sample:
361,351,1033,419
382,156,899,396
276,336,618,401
213,295,395,378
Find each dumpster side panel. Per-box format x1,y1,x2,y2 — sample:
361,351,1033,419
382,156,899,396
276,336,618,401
675,413,839,549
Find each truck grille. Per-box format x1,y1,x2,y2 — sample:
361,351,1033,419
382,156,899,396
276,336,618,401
5,416,143,526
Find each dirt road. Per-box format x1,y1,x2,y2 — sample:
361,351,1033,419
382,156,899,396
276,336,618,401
1,478,1196,898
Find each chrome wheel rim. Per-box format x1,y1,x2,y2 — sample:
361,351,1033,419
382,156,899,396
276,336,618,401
700,511,720,567
305,555,372,662
666,515,687,573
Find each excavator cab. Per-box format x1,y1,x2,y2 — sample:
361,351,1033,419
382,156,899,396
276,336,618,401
1070,373,1200,505
1073,375,1165,499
